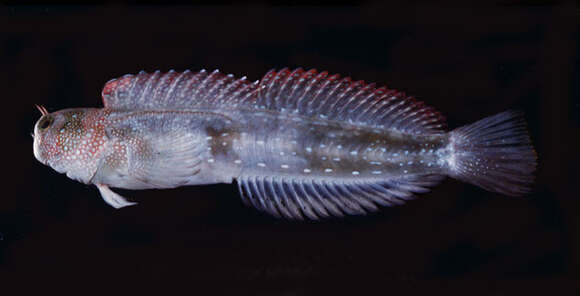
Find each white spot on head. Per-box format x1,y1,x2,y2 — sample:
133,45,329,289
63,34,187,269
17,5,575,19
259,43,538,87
221,132,229,137
350,150,358,156
222,142,227,146
333,157,340,162
352,171,360,175
280,151,285,156
234,159,242,164
321,156,327,160
303,168,311,173
305,147,312,153
324,168,333,173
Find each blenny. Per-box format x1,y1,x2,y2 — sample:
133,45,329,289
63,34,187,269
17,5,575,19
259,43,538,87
32,68,537,219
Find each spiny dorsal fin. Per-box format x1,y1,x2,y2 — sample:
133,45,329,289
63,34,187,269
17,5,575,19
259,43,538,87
256,68,447,134
101,69,259,110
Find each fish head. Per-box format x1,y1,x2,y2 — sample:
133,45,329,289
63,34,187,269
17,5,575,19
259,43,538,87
33,106,104,184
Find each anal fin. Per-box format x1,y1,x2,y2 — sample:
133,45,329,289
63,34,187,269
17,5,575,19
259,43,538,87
236,175,443,220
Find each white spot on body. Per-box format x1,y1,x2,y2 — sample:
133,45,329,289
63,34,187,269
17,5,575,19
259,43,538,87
257,162,266,167
352,171,360,175
324,168,333,173
234,159,242,164
281,164,289,169
371,170,382,175
303,168,311,173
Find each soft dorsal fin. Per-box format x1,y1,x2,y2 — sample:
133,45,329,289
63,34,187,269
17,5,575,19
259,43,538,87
256,68,446,134
101,69,259,110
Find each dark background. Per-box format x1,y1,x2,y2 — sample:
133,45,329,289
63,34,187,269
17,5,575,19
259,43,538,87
1,3,578,294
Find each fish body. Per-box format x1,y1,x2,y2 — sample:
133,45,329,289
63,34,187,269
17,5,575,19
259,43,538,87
33,68,537,219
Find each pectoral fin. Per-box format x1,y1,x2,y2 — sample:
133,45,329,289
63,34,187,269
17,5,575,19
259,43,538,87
96,184,137,209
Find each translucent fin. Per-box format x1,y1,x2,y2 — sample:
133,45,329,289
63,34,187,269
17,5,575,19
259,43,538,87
102,68,445,134
127,131,203,188
236,175,443,220
105,113,205,189
101,69,259,110
257,68,447,134
96,184,137,209
448,110,537,196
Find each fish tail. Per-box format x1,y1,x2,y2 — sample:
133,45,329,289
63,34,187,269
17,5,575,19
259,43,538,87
447,110,537,196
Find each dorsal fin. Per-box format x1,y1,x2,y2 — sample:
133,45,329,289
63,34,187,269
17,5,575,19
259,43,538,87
256,68,447,134
102,68,446,133
101,69,259,110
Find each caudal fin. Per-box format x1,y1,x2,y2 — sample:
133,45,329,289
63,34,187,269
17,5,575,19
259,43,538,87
448,110,537,196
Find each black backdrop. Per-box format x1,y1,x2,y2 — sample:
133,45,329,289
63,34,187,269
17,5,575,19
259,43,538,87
1,3,578,294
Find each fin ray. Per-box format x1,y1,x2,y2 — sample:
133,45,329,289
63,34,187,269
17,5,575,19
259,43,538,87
236,175,442,220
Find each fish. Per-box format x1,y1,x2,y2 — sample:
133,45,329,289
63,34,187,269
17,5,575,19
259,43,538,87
32,68,537,219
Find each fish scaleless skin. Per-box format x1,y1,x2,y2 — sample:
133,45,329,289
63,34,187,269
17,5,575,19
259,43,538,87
33,68,537,219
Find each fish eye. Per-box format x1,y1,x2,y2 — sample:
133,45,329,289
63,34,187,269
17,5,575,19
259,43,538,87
38,116,53,130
